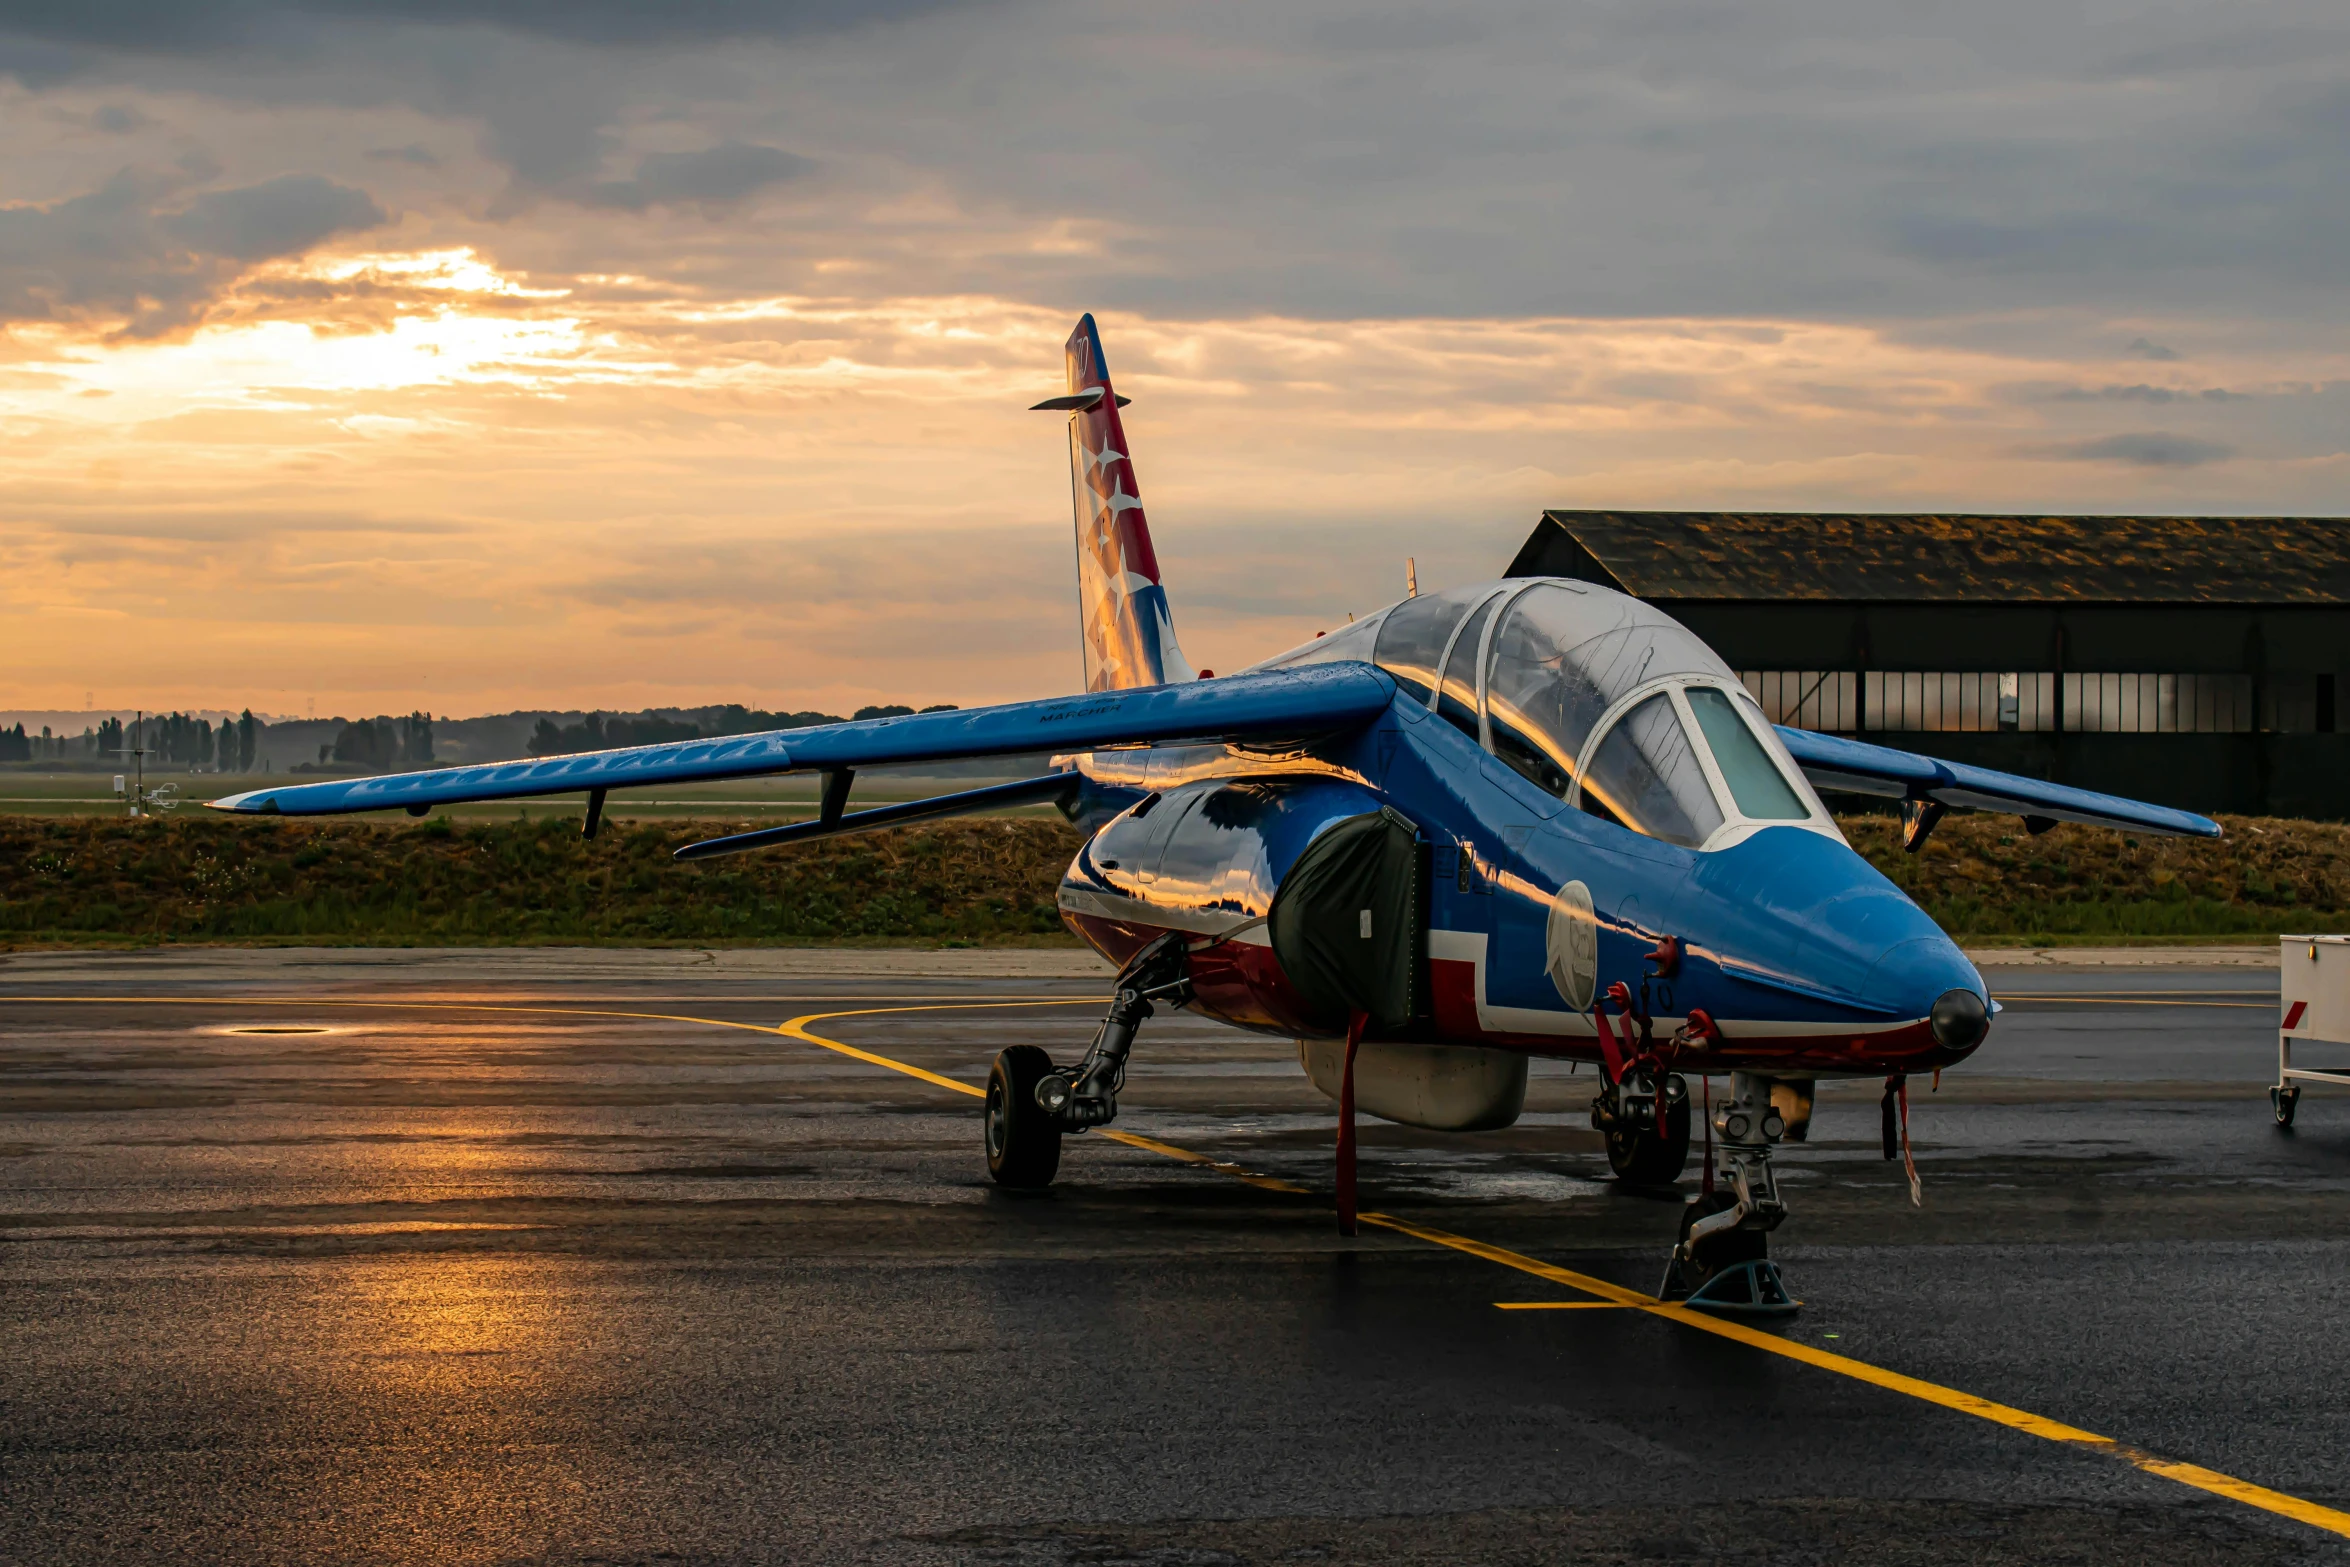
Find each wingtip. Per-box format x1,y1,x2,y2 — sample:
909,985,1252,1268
206,790,279,814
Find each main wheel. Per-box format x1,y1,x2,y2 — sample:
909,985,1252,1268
1605,1093,1690,1185
986,1045,1063,1188
1676,1188,1768,1294
2273,1085,2300,1128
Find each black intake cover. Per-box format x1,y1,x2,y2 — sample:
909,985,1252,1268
1268,807,1427,1032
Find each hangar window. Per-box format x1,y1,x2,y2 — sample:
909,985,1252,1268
2068,673,2253,734
1741,670,2270,735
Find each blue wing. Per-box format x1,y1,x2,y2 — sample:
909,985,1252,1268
1775,727,2221,838
206,664,1398,817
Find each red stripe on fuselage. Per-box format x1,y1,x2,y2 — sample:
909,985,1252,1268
1434,954,1958,1076
1065,912,1967,1073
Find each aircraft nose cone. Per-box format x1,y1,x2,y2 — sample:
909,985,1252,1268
1930,987,1989,1051
1860,935,1990,1062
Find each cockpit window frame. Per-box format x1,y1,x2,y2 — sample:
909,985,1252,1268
1471,579,1560,755
1541,672,1839,852
1428,583,1511,736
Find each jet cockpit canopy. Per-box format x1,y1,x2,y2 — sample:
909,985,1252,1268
1258,578,1833,852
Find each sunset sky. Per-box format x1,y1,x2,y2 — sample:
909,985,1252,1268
4,2,2347,719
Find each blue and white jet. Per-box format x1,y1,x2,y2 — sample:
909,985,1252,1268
214,315,2219,1311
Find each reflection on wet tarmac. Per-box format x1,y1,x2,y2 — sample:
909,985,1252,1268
3,949,2347,1564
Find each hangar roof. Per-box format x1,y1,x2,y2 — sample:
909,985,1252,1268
1508,511,2350,605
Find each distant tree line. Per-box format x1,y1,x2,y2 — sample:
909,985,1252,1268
0,710,265,770
526,703,957,757
0,724,59,763
527,713,703,755
326,712,434,771
1,702,958,771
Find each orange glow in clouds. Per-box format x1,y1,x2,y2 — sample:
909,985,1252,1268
5,246,2344,717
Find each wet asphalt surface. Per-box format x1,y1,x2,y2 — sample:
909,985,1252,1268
2,947,2347,1566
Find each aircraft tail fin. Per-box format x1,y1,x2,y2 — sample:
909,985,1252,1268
1035,313,1194,691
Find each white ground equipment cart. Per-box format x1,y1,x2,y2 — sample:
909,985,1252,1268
2275,935,2350,1127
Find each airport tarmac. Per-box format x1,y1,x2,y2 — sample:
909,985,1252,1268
2,945,2346,1565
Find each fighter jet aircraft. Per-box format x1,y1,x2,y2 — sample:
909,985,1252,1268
212,315,2219,1312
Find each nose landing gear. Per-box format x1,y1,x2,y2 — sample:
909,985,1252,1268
985,932,1194,1189
1661,1071,1798,1315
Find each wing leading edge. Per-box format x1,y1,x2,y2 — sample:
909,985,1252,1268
207,664,1398,818
1775,726,2221,839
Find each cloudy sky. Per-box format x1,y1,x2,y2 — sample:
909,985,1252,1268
4,1,2347,718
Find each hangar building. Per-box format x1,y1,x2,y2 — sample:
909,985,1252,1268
1506,512,2350,819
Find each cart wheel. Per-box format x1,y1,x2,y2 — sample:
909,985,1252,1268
2272,1085,2299,1128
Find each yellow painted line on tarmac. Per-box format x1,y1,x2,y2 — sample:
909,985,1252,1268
1360,1213,2350,1537
775,1010,1312,1192
8,995,1101,1045
1096,1128,1313,1194
778,1003,1098,1097
1495,1301,1644,1310
2025,990,2274,998
777,1003,2350,1543
2004,997,2271,1010
9,993,819,1035
17,990,2344,1539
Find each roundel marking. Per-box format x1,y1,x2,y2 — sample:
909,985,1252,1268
1546,879,1598,1012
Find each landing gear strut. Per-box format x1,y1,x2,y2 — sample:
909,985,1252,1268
984,932,1192,1188
1660,1071,1797,1315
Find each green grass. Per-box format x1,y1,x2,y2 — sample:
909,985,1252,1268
3,808,2342,950
1844,812,2350,944
0,814,1084,947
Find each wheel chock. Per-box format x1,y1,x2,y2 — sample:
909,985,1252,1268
1659,1258,1800,1317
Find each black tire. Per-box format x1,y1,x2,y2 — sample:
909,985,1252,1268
1676,1189,1769,1293
986,1045,1062,1188
1605,1094,1690,1185
2273,1086,2299,1128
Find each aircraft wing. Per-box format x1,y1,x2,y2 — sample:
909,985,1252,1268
207,663,1397,818
1774,726,2222,838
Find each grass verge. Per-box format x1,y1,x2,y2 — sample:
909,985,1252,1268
0,810,2342,949
0,815,1080,947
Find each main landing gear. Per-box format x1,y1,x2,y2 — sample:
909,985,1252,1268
1660,1070,1796,1315
984,932,1192,1190
1587,980,1694,1186
1591,1064,1690,1185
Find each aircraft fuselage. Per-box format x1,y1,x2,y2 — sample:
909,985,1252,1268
1056,633,1988,1084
